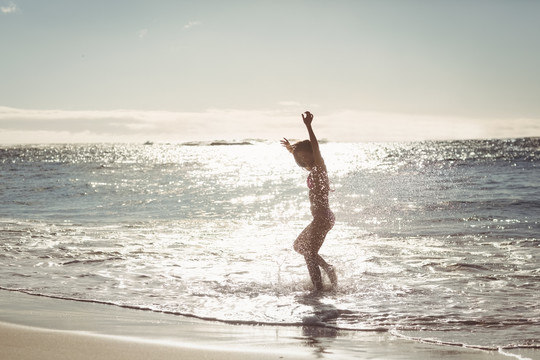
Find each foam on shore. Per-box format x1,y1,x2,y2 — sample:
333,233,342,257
1,290,533,360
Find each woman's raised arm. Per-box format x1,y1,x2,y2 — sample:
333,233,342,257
302,112,324,167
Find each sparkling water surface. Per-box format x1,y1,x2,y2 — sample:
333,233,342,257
1,139,539,351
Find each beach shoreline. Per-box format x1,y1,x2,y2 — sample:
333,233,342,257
1,290,533,360
0,321,311,360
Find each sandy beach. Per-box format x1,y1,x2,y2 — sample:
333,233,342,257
0,321,310,360
1,290,533,360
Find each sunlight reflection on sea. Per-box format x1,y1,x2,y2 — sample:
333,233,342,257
0,139,538,350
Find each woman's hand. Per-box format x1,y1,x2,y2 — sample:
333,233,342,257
281,138,294,153
302,111,313,126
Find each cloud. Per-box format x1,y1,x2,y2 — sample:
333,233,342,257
0,106,539,144
183,20,201,29
277,101,321,111
278,101,301,107
1,2,17,13
0,107,298,144
138,28,148,39
321,110,540,142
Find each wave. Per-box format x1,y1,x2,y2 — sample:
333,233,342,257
0,286,386,331
1,286,538,354
390,329,540,354
61,257,124,266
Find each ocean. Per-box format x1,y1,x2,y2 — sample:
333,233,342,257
1,139,538,354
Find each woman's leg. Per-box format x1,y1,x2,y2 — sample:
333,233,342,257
294,216,336,290
316,255,337,286
293,222,313,255
310,216,337,287
304,254,323,290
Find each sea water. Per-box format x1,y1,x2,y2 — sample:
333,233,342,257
0,139,538,352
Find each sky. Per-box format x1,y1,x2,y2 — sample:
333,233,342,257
1,0,540,144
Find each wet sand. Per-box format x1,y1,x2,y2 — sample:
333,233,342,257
0,290,531,360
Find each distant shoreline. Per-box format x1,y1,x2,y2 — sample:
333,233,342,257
1,136,540,147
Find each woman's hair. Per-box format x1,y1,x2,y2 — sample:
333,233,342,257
292,140,313,168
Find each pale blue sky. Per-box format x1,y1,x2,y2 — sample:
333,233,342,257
1,0,540,143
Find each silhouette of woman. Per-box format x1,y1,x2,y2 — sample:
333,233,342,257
281,111,337,291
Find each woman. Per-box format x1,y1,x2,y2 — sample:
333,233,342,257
281,111,337,291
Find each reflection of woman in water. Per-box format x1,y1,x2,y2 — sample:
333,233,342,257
281,111,337,291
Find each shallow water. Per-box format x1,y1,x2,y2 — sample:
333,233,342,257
1,139,539,351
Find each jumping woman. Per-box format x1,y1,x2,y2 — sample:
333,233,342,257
281,111,337,291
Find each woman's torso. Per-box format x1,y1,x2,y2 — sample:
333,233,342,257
308,166,332,218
